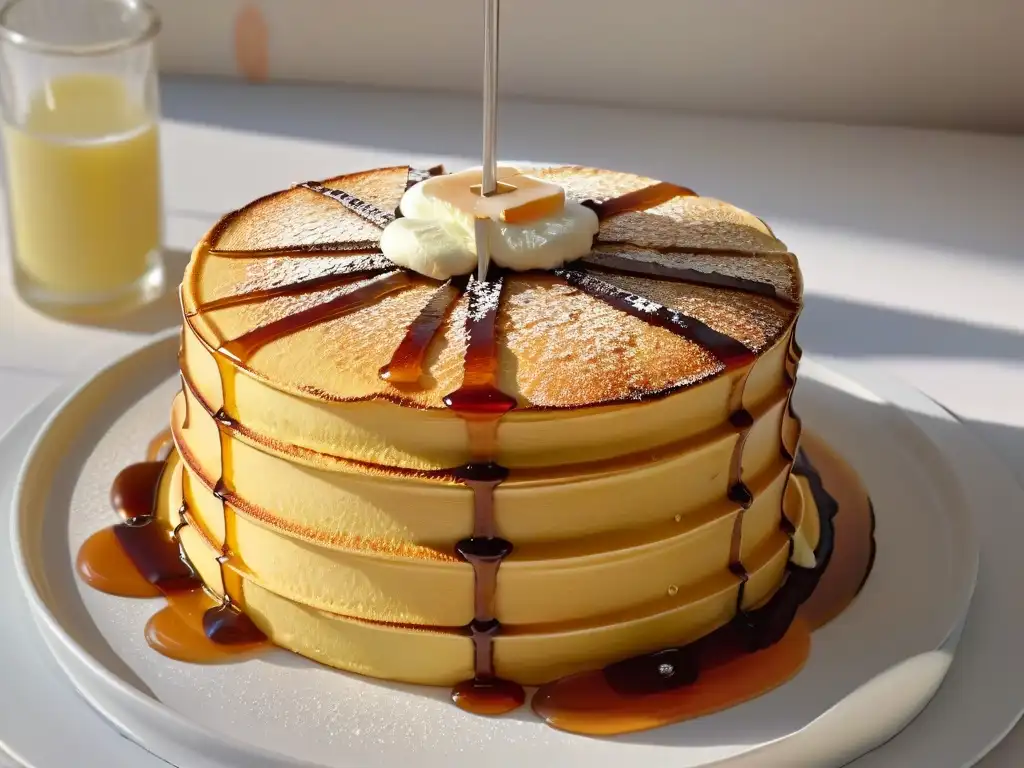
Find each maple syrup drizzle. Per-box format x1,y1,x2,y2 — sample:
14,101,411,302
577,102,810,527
585,181,696,220
725,368,756,611
208,242,382,258
734,448,839,652
581,251,796,305
776,331,805,570
533,621,812,737
443,277,516,419
798,433,876,631
556,269,755,369
298,181,397,229
451,675,526,716
218,271,414,361
533,442,865,735
187,255,393,316
595,242,797,259
441,274,523,715
77,449,268,660
78,462,198,594
113,519,200,593
192,345,267,642
145,587,265,664
76,526,162,598
379,279,463,386
109,461,165,518
780,332,804,461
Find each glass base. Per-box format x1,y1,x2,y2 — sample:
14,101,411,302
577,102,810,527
13,248,165,319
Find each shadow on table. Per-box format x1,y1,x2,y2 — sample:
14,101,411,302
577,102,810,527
798,294,1024,487
799,294,1024,366
21,248,189,334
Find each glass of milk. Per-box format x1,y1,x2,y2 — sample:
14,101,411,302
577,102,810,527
0,0,163,315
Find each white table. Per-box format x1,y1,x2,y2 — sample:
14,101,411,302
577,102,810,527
1,76,1022,766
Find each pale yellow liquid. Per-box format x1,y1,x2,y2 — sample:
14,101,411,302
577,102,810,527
4,73,161,296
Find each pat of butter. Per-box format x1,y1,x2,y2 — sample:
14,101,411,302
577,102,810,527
407,166,565,225
473,178,566,224
381,165,598,281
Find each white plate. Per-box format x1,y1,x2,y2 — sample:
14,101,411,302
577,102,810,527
0,330,1002,768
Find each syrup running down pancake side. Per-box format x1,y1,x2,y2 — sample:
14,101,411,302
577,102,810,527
77,445,268,663
76,163,875,731
444,275,523,714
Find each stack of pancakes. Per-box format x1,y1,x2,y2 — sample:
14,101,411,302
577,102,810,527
163,164,812,685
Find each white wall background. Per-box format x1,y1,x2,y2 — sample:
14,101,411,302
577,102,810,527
151,0,1024,133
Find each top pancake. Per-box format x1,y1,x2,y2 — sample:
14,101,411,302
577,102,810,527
181,165,801,410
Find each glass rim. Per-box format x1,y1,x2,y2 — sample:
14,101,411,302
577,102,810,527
0,0,159,56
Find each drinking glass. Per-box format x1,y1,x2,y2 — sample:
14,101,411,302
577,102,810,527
0,0,163,314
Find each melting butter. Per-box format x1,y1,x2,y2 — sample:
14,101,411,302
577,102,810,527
381,166,598,280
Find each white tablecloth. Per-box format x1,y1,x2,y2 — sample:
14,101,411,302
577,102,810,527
1,76,1022,766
